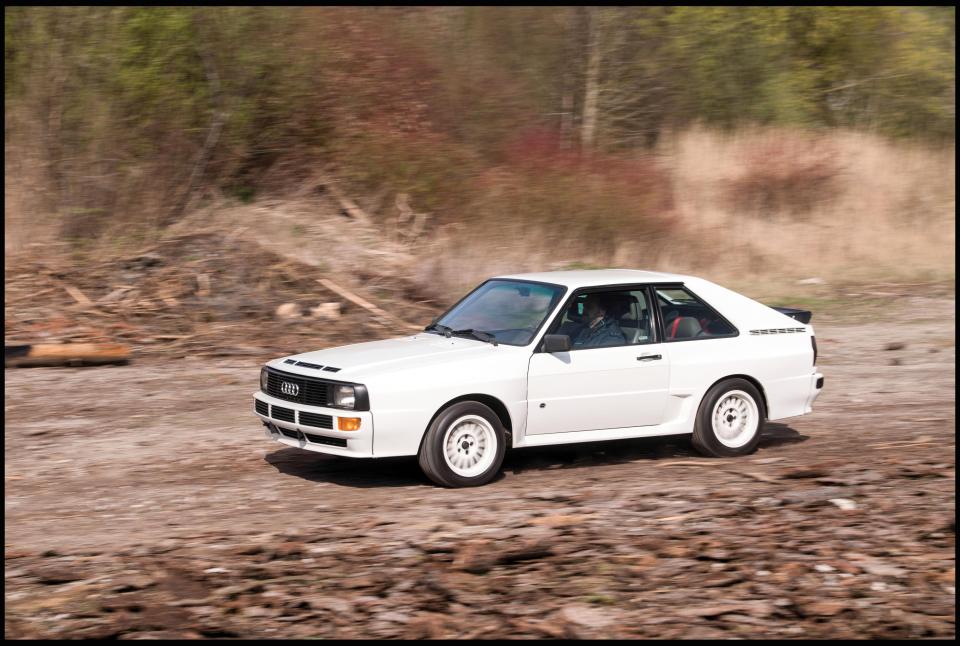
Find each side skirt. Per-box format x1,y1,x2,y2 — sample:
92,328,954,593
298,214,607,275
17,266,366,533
513,424,693,448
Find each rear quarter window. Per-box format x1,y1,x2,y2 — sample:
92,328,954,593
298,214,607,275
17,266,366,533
656,286,737,341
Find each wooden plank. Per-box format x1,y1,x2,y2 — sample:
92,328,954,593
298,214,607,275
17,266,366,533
5,343,131,368
60,283,94,306
317,279,422,331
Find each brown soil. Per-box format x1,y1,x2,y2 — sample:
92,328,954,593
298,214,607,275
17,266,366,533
4,285,955,638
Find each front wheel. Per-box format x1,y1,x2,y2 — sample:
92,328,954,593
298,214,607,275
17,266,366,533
418,401,506,487
691,378,766,457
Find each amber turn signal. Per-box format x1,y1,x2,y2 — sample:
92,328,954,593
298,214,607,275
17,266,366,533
338,417,362,431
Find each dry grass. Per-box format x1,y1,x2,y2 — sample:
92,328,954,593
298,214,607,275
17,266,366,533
413,126,955,299
668,127,955,284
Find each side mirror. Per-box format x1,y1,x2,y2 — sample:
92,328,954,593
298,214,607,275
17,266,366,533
542,334,571,353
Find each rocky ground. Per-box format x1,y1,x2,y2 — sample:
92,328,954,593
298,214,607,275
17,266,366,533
4,289,955,639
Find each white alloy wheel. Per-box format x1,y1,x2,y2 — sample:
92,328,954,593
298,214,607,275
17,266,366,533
711,389,760,448
442,414,498,478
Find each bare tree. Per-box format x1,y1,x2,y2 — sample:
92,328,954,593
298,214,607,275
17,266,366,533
580,6,601,151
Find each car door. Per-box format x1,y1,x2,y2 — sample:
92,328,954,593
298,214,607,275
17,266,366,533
525,286,670,435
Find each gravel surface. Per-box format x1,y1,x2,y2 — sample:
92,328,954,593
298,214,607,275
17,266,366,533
4,294,955,639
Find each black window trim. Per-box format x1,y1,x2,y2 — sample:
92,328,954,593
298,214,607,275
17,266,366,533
429,278,568,348
535,283,661,353
651,282,740,342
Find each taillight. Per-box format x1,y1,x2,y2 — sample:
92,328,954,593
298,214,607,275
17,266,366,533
811,336,818,365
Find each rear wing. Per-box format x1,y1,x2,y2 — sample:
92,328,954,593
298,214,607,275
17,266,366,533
769,306,812,324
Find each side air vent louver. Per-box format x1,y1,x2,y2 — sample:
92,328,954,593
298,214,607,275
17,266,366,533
749,328,807,335
296,361,324,370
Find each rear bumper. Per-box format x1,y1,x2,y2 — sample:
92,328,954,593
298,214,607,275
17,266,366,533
805,372,824,412
253,392,374,457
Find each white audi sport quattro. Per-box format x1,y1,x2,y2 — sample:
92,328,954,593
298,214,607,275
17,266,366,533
254,270,824,487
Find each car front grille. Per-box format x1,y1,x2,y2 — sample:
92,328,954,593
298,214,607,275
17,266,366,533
273,428,347,448
271,405,295,423
304,432,346,448
265,368,332,407
255,399,268,416
299,412,333,429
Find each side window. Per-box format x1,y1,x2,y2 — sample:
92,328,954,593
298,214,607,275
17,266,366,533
656,287,737,341
551,288,654,349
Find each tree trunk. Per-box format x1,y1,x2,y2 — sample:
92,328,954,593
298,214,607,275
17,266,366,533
580,7,601,151
559,8,577,149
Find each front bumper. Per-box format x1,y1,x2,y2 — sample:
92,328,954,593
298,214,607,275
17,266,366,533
253,391,373,457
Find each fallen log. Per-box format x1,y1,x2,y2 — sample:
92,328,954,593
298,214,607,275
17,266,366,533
5,343,131,368
317,278,422,331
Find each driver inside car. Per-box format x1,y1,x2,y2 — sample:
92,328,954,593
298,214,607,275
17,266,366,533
572,293,627,348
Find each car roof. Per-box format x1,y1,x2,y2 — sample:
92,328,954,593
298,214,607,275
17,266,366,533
492,269,691,290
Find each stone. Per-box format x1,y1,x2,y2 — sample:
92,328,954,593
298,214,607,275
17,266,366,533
860,561,907,578
781,466,830,479
110,575,156,593
27,565,86,585
302,596,351,614
452,540,496,575
229,543,264,556
269,542,305,559
560,604,615,628
676,601,774,619
309,302,342,320
803,600,850,617
275,303,302,319
828,498,858,511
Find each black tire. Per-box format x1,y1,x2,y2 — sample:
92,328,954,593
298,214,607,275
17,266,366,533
691,378,766,458
418,401,507,488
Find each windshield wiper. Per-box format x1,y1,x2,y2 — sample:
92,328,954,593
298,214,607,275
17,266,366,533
452,328,498,346
424,322,453,337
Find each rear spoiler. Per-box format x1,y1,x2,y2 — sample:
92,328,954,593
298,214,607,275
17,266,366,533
770,306,812,324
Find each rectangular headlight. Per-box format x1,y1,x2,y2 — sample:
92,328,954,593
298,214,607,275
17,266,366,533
260,367,268,392
333,384,356,409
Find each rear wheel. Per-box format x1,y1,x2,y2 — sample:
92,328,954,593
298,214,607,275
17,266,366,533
418,401,506,487
692,378,765,458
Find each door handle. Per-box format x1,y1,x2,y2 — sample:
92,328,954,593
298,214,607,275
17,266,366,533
637,354,662,361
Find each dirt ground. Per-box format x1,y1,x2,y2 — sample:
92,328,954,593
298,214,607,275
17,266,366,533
4,291,955,639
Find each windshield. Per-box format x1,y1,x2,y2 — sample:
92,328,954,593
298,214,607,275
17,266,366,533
431,280,566,346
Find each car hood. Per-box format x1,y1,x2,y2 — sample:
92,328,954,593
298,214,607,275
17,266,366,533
271,334,505,381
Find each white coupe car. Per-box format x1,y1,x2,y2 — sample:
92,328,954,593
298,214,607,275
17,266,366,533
254,270,823,487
